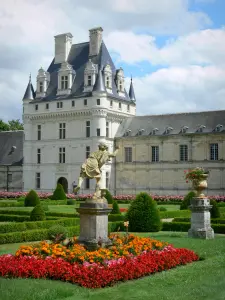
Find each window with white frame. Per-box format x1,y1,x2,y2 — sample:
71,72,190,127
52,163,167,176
59,123,66,139
119,80,123,91
124,147,132,162
97,98,100,105
106,77,110,88
59,147,65,163
84,99,87,106
72,100,75,107
57,101,63,109
37,125,41,140
36,172,41,189
180,145,188,161
61,76,68,89
45,103,49,110
106,122,109,138
86,146,90,159
210,143,218,160
106,172,109,189
87,75,92,86
35,104,38,111
97,128,101,136
39,82,43,93
86,121,90,137
37,148,41,164
152,146,159,162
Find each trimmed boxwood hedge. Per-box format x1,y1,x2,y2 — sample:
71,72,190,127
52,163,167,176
0,210,79,218
159,210,191,219
162,221,225,234
173,217,225,224
108,214,125,222
0,202,24,208
0,214,58,222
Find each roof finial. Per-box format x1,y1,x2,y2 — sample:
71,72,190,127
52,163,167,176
29,73,31,82
131,75,132,82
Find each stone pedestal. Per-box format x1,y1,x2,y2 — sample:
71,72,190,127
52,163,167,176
76,199,112,250
188,197,214,239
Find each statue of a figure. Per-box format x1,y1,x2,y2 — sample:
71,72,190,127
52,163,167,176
74,143,119,198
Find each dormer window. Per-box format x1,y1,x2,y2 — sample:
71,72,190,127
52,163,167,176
88,75,92,86
197,125,206,133
116,68,125,95
124,129,131,137
104,64,112,91
150,128,159,135
165,127,173,134
119,81,123,91
39,82,43,93
181,126,189,133
61,76,68,89
84,59,98,92
36,67,50,98
215,124,223,132
138,129,145,136
106,77,110,88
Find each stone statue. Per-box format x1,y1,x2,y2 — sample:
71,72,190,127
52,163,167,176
74,143,119,199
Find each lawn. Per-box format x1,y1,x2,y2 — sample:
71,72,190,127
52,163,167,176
0,232,225,300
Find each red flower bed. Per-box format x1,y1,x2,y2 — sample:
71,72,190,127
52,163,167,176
0,246,199,288
120,208,128,212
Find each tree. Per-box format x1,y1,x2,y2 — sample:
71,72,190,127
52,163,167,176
0,120,10,131
8,119,23,130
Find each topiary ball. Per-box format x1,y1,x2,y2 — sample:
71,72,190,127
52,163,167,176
30,205,46,221
48,225,68,243
180,191,196,210
51,183,67,200
24,190,40,207
126,192,162,232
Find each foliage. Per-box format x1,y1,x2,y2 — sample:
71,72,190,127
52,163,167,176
210,200,220,218
67,199,76,205
0,214,30,222
111,200,121,214
184,167,209,182
159,207,167,211
180,191,196,210
24,190,40,207
104,189,114,204
162,221,225,234
0,119,23,131
30,205,46,221
48,225,68,243
126,192,162,232
51,183,67,200
108,214,124,222
173,217,225,224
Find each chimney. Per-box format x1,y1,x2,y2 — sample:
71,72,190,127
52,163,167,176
89,27,103,57
54,33,73,64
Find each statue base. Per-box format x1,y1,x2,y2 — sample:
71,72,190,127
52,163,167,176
188,197,214,239
76,200,112,251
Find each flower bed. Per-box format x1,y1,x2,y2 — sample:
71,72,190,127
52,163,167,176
0,234,199,288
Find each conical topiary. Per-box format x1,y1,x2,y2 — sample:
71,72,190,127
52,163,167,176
111,200,121,215
104,189,113,204
126,192,162,232
51,183,67,200
24,190,40,207
30,205,46,221
210,200,220,219
180,191,196,210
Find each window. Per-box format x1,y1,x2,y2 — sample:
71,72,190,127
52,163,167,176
37,125,41,140
37,148,41,164
45,103,49,110
86,146,90,159
152,146,159,162
180,145,188,161
106,77,110,88
210,143,218,161
119,80,123,91
85,178,90,189
84,99,87,106
8,173,12,183
110,100,113,107
106,172,109,189
88,75,92,86
124,147,132,162
72,100,75,107
59,147,65,163
39,82,43,93
86,121,90,137
57,102,63,109
127,104,130,112
106,121,109,138
97,98,100,105
97,128,101,136
36,173,41,189
61,75,68,89
35,104,38,111
119,102,122,110
59,123,66,139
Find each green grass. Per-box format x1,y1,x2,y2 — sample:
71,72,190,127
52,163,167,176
0,233,225,300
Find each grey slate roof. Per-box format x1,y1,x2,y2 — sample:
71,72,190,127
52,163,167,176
0,131,23,166
116,110,225,137
32,41,132,102
128,78,136,101
23,76,35,100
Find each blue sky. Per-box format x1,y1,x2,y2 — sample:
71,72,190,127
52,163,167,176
0,0,225,120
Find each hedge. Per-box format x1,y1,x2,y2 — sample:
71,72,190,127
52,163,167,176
0,226,80,244
160,210,191,219
0,218,80,234
0,202,24,208
173,217,225,224
0,210,79,218
108,214,125,222
108,221,125,233
0,214,58,222
162,221,225,234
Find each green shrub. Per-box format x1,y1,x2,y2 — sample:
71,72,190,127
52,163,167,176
30,205,46,221
159,207,167,212
104,190,113,204
48,225,68,243
0,214,30,222
162,221,225,234
108,221,125,233
217,202,225,207
173,217,225,224
210,200,220,219
108,214,125,222
126,192,162,232
180,191,196,210
67,199,76,205
51,183,67,200
111,200,121,214
160,210,191,219
24,190,40,207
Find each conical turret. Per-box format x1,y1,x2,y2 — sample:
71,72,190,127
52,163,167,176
23,75,35,100
93,68,106,93
129,77,136,101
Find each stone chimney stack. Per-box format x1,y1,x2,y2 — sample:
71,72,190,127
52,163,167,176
89,27,103,57
54,33,73,64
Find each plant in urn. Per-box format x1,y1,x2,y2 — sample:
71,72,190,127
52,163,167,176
184,167,209,198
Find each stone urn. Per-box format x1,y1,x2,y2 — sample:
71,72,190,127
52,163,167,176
192,174,208,198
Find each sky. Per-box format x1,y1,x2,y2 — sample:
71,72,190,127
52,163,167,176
0,0,225,121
